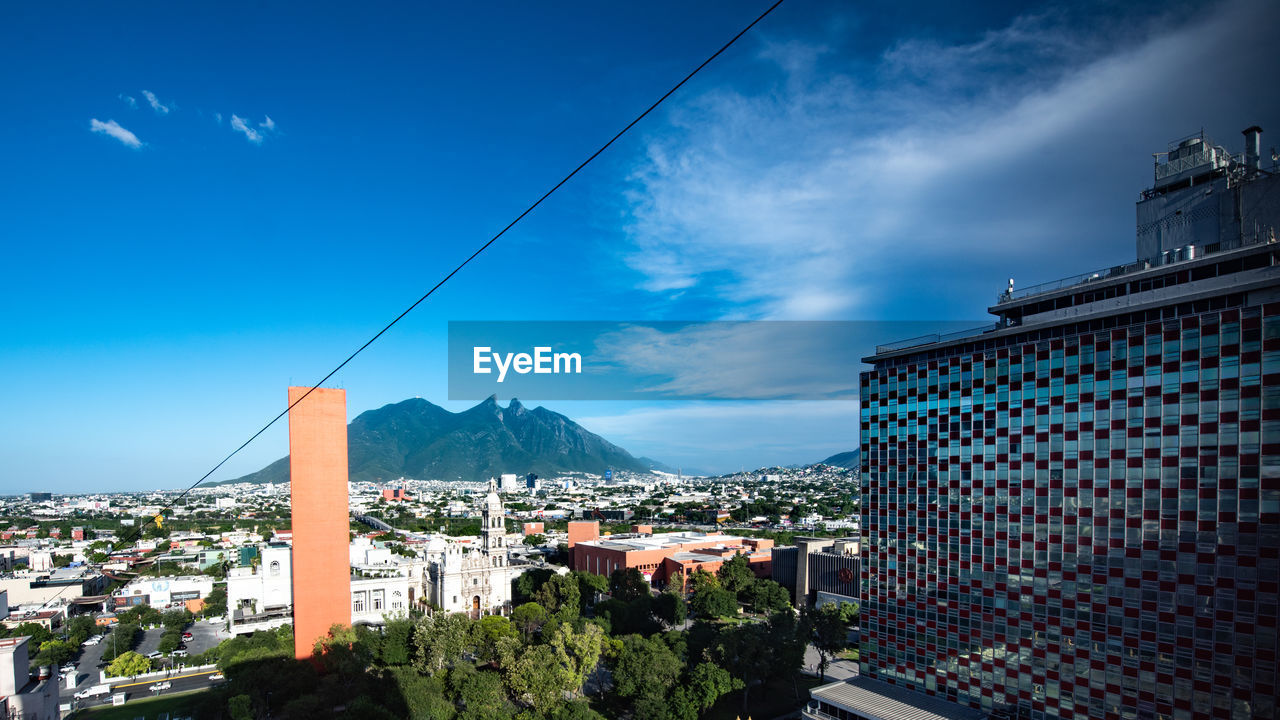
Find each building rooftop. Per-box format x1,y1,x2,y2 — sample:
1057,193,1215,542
808,676,986,720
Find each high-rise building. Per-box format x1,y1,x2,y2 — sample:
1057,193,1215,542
288,386,352,660
834,127,1280,720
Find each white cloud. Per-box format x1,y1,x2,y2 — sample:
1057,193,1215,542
118,94,137,109
621,0,1280,320
230,114,263,144
590,321,969,399
259,115,276,131
141,90,170,114
89,119,143,149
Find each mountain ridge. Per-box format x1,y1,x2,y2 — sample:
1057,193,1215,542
818,449,861,469
218,396,658,485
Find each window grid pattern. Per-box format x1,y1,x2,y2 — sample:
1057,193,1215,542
860,304,1280,720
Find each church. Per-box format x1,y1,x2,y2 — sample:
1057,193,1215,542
424,479,526,617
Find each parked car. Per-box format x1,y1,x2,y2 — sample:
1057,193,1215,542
181,632,193,640
171,650,188,658
146,651,163,659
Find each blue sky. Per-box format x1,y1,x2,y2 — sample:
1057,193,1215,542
2,0,1278,492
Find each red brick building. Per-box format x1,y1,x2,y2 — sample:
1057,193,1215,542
570,526,773,589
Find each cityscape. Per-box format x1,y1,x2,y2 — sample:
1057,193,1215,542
3,2,1279,720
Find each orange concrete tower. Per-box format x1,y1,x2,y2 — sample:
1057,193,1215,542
287,386,351,659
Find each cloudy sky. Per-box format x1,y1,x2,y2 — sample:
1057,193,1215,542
2,0,1277,491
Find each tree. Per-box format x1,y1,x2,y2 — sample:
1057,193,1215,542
67,615,98,646
157,632,180,654
227,694,254,720
513,567,555,603
716,622,775,711
34,639,76,668
803,603,851,681
523,534,546,546
767,610,808,699
549,700,606,720
548,621,605,698
747,579,791,615
715,554,754,597
202,585,227,618
105,650,151,677
612,634,682,711
9,623,52,649
472,615,517,664
534,574,581,622
608,567,649,603
836,600,860,624
500,643,566,713
101,623,140,663
686,568,718,595
511,602,550,639
691,587,738,619
380,617,415,667
162,609,191,628
670,662,740,720
570,571,608,607
415,612,472,673
391,666,456,720
451,664,514,720
655,582,687,626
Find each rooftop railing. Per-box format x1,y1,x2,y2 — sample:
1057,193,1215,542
995,231,1277,305
996,260,1147,303
874,325,996,355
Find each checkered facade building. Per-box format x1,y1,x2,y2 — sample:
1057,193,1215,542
860,297,1280,719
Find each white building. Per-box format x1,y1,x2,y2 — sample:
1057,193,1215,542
498,473,521,492
113,575,214,610
215,497,237,511
0,637,58,720
27,551,53,573
425,480,526,617
227,543,294,630
227,541,421,635
349,537,392,566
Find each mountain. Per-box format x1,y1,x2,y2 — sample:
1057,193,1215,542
221,396,658,485
818,449,861,469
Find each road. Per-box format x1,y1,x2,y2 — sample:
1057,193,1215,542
71,669,225,710
63,619,230,708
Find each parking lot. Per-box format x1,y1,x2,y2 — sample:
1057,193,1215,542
135,621,228,663
64,618,229,701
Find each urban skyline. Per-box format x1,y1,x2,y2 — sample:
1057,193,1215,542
5,1,1280,493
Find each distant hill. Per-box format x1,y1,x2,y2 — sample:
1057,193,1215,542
818,449,861,469
221,396,658,484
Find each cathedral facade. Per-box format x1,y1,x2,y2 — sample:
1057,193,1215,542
424,480,524,617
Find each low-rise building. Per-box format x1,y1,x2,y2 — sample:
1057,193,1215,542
112,575,215,612
227,541,423,635
0,637,59,720
771,536,859,608
570,525,773,588
0,568,107,607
